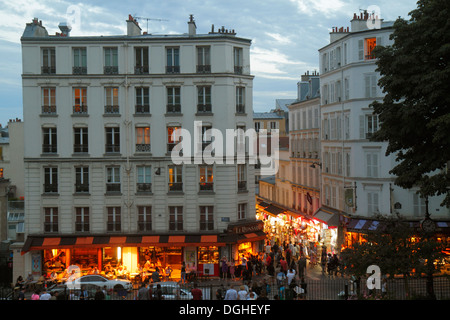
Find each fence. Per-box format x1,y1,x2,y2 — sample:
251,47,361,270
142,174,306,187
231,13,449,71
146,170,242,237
2,275,450,300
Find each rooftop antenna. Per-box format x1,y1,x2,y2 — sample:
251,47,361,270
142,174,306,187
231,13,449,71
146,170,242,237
134,15,169,33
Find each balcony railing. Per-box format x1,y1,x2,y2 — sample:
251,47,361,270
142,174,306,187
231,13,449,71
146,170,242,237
73,66,87,75
74,144,88,153
168,182,183,192
166,104,181,113
104,66,118,74
107,222,121,232
42,105,56,114
75,183,89,193
135,104,150,114
106,183,121,192
169,222,183,231
75,222,90,232
236,104,245,114
238,181,247,191
137,183,152,193
43,184,58,193
199,182,214,191
138,222,152,232
197,104,212,113
104,105,119,114
42,144,57,154
44,222,58,233
197,65,211,73
134,65,149,74
73,105,88,114
41,66,56,74
234,66,243,74
166,66,180,74
105,144,120,153
136,144,151,153
200,221,214,231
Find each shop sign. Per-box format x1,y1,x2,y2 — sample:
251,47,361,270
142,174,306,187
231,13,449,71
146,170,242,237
345,188,354,207
230,221,264,234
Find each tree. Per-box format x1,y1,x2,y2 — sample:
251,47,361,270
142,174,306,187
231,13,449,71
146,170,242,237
340,214,446,298
371,0,450,206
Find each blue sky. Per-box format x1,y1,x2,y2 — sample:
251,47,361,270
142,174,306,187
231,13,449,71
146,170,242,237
0,0,417,127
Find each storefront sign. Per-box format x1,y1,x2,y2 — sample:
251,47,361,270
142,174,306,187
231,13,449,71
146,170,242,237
345,188,354,207
230,221,264,234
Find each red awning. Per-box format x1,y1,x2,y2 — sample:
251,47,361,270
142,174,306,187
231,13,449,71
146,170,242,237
21,233,225,254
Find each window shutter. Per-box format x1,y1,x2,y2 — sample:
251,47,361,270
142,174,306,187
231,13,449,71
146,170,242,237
358,40,364,60
359,115,365,139
364,75,371,98
366,153,372,177
371,75,377,97
372,154,379,177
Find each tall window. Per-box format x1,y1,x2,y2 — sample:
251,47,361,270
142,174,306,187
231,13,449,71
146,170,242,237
169,206,183,231
107,207,121,232
135,87,150,114
135,47,149,74
42,87,56,114
104,47,118,74
75,166,89,193
236,87,245,113
364,74,377,98
366,152,379,178
197,46,211,73
200,206,214,231
138,206,152,231
73,47,87,74
106,166,121,192
75,207,90,232
413,194,426,217
238,203,247,220
105,87,119,114
168,165,183,192
73,87,87,114
234,47,243,74
136,127,151,153
237,164,247,191
199,125,212,151
42,127,57,154
42,48,56,74
137,166,152,192
166,47,180,73
167,126,181,153
199,165,214,191
44,167,58,193
44,207,58,233
167,87,181,113
105,127,120,153
197,86,211,113
365,114,379,138
74,127,88,153
367,192,379,214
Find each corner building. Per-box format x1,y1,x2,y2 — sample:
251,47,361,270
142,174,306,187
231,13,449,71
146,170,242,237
19,16,262,280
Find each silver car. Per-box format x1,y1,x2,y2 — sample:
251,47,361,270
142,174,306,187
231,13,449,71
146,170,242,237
151,281,193,300
66,275,133,291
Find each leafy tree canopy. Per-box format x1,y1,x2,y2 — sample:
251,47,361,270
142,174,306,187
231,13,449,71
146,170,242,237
371,0,450,206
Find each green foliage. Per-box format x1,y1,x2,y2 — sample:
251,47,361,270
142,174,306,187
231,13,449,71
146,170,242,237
371,0,450,206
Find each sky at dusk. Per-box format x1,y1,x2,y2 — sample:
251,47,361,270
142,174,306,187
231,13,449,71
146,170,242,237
0,0,418,126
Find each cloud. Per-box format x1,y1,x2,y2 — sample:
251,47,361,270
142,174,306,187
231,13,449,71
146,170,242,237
251,46,307,80
265,32,293,45
289,0,348,17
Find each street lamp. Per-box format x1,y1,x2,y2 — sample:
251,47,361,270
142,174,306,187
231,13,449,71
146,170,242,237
420,196,437,300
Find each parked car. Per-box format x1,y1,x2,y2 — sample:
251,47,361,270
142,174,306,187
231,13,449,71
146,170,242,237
151,281,193,300
66,274,133,292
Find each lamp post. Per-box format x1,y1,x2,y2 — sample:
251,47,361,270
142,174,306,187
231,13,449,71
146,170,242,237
420,196,436,300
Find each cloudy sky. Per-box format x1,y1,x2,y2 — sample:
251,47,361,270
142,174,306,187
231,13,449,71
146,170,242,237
0,0,418,126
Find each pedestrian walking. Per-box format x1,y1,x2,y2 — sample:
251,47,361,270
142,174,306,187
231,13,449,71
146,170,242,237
224,285,238,300
237,285,247,300
221,256,229,281
191,282,203,300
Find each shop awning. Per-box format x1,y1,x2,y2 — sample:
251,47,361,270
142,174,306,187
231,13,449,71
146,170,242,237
313,206,341,227
263,204,286,216
236,230,267,243
21,234,225,254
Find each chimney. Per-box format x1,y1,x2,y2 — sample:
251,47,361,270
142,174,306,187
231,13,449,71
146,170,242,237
58,22,72,36
127,14,141,36
22,17,48,38
188,14,196,36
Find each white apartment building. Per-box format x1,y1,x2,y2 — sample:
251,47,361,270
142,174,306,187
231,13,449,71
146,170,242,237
318,12,449,238
289,72,321,216
18,15,261,279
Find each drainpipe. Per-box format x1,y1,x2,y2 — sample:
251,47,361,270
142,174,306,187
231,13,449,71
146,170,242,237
123,41,132,233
